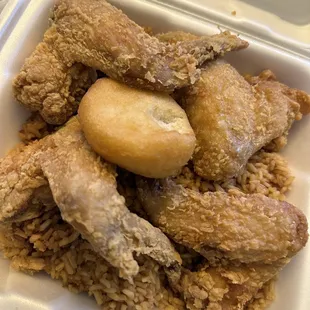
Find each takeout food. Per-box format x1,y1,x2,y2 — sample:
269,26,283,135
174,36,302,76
1,0,309,309
0,201,184,309
12,0,248,125
0,118,181,279
179,60,310,181
78,78,196,178
137,178,308,264
167,259,288,310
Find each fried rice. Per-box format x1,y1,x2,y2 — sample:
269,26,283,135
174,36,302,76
0,204,184,310
0,120,293,309
175,151,294,201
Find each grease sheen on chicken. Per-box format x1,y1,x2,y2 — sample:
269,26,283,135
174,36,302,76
137,178,308,265
179,60,310,181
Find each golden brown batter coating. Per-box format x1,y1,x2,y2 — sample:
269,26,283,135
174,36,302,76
156,31,200,44
137,178,308,264
13,0,248,125
167,260,286,310
13,35,97,125
245,69,310,115
52,0,247,91
0,140,53,222
180,61,310,181
0,119,181,279
40,120,181,278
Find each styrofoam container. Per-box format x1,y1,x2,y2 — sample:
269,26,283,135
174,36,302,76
0,0,30,50
0,0,309,309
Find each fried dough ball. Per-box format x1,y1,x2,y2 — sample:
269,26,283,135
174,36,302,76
78,79,196,178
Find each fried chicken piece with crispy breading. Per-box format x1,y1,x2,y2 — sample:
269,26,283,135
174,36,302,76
156,31,200,44
246,69,310,114
0,139,54,223
52,0,248,92
13,35,97,125
179,60,310,181
137,178,308,264
138,178,308,309
246,68,310,120
0,118,181,279
13,0,248,125
167,260,284,310
40,119,181,278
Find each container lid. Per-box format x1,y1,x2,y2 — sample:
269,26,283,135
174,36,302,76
150,0,310,58
0,0,30,51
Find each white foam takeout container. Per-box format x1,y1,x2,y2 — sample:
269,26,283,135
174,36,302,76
0,0,309,309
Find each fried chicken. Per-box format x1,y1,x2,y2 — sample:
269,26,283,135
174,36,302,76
0,207,185,309
245,69,310,116
156,31,200,44
138,177,308,309
13,36,97,125
0,139,52,223
137,178,308,265
13,0,248,124
0,118,181,279
167,260,285,310
179,60,310,181
40,119,181,278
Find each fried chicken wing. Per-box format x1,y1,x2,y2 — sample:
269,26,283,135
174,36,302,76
139,176,308,308
245,69,310,115
0,139,55,223
40,120,181,278
0,118,181,279
137,178,308,264
13,0,248,124
179,61,310,181
13,35,97,125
